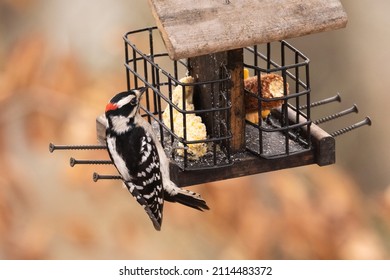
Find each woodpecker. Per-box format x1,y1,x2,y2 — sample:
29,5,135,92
105,88,209,230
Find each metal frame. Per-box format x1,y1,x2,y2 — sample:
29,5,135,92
244,41,312,159
124,27,232,171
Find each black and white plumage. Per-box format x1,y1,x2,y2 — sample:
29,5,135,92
105,88,209,230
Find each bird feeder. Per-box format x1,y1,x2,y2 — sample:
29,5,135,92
51,0,371,187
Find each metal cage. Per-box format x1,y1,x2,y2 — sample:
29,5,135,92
244,41,312,159
123,27,313,171
124,27,232,171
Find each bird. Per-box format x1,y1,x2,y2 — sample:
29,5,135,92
104,88,209,230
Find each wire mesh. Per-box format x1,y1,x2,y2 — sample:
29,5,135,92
244,41,312,159
123,27,232,171
123,27,312,170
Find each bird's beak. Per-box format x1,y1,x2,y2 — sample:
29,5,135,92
135,87,147,99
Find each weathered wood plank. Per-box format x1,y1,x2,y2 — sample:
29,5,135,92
96,115,107,145
189,51,227,145
226,49,246,152
284,108,335,166
148,0,348,59
169,150,315,187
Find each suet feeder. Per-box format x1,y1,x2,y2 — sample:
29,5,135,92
51,0,372,187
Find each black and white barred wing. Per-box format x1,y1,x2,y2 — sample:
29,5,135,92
123,129,164,231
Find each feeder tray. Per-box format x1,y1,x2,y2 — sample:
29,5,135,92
96,27,334,187
51,0,371,188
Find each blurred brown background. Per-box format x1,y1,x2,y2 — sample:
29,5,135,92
1,0,390,259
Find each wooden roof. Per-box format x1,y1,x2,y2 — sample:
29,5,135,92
148,0,348,59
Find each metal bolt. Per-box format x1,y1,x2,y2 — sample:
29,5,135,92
331,116,372,137
92,173,122,182
313,104,358,125
299,93,341,110
49,143,106,153
70,158,113,167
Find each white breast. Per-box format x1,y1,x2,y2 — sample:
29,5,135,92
106,136,131,181
110,115,131,135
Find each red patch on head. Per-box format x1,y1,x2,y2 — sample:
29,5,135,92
105,102,118,112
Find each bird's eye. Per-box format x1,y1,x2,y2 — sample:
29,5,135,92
130,98,138,106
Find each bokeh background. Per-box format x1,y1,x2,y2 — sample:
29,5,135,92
1,0,389,259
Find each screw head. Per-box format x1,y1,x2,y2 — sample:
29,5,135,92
49,143,55,153
352,104,359,114
93,172,100,182
70,157,76,167
365,116,372,126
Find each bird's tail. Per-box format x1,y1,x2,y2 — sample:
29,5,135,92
164,185,209,211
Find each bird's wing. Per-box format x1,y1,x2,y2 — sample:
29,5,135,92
123,181,163,231
123,127,164,231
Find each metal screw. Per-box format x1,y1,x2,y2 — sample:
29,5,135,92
299,93,341,110
70,158,113,167
92,173,122,182
331,116,372,137
313,104,358,125
49,143,106,153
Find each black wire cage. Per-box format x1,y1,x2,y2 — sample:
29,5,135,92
243,41,311,159
118,27,312,171
123,27,232,171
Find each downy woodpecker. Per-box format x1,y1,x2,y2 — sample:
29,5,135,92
105,88,209,230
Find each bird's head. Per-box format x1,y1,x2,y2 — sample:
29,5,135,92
105,87,146,119
105,88,147,133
